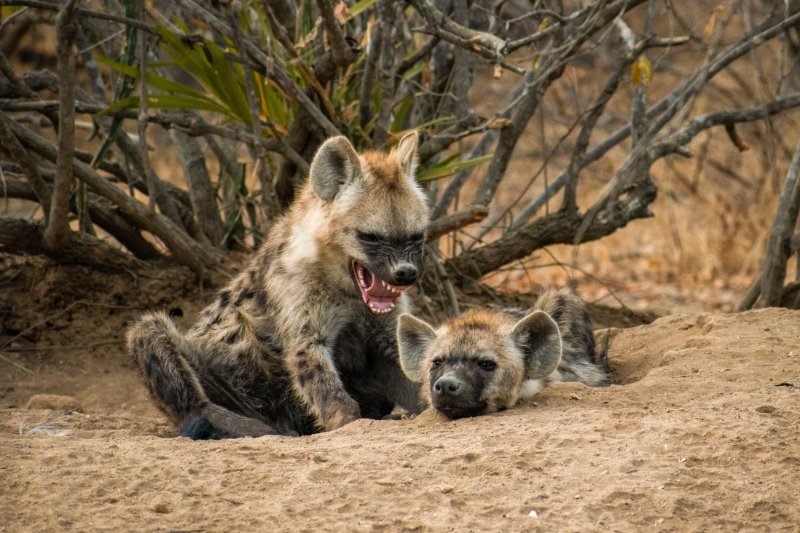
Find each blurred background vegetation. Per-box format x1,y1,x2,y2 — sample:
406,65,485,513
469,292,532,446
1,0,799,317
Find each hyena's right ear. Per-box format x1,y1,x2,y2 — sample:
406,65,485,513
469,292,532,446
310,136,362,202
397,313,437,382
392,130,419,178
510,311,563,380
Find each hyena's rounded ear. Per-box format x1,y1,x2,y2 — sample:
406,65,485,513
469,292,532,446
396,313,437,383
510,310,563,380
310,136,361,202
392,131,419,179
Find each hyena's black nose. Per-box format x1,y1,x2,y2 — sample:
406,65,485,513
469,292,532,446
434,375,462,397
392,265,418,285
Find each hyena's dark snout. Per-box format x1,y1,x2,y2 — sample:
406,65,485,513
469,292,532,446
433,374,463,398
430,370,487,419
391,263,418,286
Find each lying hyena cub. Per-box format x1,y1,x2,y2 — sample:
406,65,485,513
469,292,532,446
128,132,429,438
397,288,609,419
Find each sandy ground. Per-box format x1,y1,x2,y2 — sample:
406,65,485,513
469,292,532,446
1,258,799,532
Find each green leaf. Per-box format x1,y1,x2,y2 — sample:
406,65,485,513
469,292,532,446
97,56,218,104
417,154,494,181
390,96,414,133
348,0,379,17
401,61,426,81
415,114,457,131
99,94,233,116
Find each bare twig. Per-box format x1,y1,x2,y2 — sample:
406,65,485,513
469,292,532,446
0,111,51,214
0,352,34,374
427,205,489,241
757,141,800,307
316,0,355,66
170,131,225,247
396,35,439,77
431,252,460,317
408,0,521,73
359,17,382,130
0,173,162,259
43,0,80,253
2,0,159,34
3,340,124,352
372,0,398,149
0,216,146,277
2,112,227,279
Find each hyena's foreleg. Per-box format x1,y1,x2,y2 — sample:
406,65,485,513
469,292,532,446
286,340,361,431
127,312,276,438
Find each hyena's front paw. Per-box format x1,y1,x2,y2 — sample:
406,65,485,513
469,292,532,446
322,395,361,431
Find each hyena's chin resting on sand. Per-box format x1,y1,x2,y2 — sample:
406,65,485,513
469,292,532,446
397,288,610,420
127,132,429,439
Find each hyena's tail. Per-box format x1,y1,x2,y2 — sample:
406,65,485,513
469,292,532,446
127,312,276,439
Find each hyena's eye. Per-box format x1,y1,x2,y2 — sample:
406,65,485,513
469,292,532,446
431,359,443,368
357,231,381,243
478,360,497,372
409,233,424,243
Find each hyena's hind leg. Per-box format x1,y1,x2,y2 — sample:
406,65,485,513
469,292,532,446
127,312,276,439
533,288,611,387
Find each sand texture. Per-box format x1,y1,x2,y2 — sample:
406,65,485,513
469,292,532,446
1,304,798,531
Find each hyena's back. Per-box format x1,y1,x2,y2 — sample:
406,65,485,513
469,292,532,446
532,288,610,387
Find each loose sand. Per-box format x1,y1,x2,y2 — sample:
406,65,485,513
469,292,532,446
1,258,798,531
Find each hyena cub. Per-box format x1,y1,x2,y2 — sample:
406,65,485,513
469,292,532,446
397,288,610,419
128,132,429,438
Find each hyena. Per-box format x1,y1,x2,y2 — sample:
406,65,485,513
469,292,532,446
396,288,610,419
127,132,429,438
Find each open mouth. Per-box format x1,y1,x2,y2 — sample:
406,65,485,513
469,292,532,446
351,260,410,314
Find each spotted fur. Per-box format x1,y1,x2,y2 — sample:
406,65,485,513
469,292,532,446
128,133,429,438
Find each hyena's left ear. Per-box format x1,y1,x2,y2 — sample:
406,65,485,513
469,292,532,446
392,131,419,178
396,313,437,382
310,136,362,202
510,311,563,380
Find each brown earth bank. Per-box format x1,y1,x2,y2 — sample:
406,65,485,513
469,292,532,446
1,257,799,532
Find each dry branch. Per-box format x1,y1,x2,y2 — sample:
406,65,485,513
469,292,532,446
0,109,51,213
316,0,355,66
444,178,658,284
0,172,162,260
427,205,489,242
170,131,225,247
1,112,227,280
0,215,146,271
758,141,800,307
42,0,80,253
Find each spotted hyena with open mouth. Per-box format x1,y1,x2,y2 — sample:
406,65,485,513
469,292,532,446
128,132,429,438
397,288,610,419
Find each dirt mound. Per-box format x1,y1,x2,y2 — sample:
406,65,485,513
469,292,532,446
1,259,797,531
